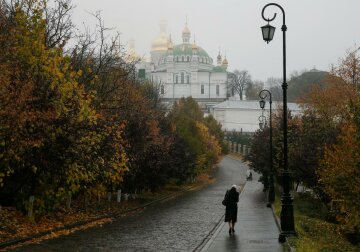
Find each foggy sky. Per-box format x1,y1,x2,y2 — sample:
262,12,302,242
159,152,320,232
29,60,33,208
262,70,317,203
71,0,360,82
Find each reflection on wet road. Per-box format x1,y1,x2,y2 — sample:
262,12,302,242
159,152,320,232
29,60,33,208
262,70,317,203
15,156,247,252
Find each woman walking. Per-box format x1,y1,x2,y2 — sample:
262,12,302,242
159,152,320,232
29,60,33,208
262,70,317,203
224,185,239,235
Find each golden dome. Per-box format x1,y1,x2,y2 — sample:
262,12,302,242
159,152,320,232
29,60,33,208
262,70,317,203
151,33,168,51
126,48,141,63
168,41,173,50
192,42,198,50
182,25,190,35
167,35,173,50
222,57,228,65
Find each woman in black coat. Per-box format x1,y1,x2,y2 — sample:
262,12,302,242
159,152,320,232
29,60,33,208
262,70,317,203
224,185,239,235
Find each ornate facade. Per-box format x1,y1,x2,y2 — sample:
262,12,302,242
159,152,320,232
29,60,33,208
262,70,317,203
136,21,230,109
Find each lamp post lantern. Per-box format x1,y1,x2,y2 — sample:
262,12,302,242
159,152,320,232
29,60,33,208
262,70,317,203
261,3,296,242
259,90,275,207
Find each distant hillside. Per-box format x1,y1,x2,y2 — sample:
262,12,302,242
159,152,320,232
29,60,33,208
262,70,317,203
287,69,329,102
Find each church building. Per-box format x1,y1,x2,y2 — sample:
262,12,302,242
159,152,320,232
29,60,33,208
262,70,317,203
136,21,231,110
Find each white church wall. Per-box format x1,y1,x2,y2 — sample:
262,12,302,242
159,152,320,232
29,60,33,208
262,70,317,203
174,84,190,98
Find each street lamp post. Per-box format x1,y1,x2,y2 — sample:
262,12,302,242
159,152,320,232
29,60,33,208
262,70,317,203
258,113,269,192
259,89,275,207
261,3,296,242
258,114,266,130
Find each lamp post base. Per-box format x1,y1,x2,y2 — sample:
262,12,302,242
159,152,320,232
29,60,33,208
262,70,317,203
279,194,296,243
278,230,296,243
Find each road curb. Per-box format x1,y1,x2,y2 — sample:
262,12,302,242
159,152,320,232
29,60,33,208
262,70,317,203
0,185,202,250
270,202,296,252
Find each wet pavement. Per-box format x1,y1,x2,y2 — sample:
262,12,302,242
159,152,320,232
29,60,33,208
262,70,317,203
14,156,247,252
202,171,283,252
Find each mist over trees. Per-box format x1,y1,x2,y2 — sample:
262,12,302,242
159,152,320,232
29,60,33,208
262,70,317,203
228,70,252,100
245,80,264,100
265,77,282,101
287,70,329,102
0,0,225,214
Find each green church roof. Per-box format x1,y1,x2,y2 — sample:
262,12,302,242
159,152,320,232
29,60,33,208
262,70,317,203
172,43,210,57
212,66,226,72
161,43,212,61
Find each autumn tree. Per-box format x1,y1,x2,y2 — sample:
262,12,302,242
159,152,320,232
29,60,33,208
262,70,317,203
330,46,360,89
204,114,227,154
319,120,360,233
0,0,128,211
315,47,360,233
245,128,270,176
168,97,221,177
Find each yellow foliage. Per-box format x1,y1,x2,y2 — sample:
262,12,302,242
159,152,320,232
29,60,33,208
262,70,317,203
319,123,360,231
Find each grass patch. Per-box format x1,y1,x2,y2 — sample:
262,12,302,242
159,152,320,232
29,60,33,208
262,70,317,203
273,188,359,252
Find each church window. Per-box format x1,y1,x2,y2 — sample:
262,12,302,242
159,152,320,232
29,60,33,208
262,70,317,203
176,56,179,62
187,75,190,84
181,72,184,83
161,85,164,94
182,56,184,61
187,56,190,62
201,85,204,94
175,75,178,84
216,85,219,95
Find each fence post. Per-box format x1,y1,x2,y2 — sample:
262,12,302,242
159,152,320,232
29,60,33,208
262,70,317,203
28,195,34,218
84,193,89,209
98,192,101,204
117,189,122,203
66,192,72,209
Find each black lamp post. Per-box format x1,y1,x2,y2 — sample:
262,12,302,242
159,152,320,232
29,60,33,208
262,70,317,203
258,113,269,192
259,90,275,207
261,3,295,242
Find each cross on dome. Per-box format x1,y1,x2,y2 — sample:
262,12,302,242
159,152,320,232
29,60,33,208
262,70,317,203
182,17,190,43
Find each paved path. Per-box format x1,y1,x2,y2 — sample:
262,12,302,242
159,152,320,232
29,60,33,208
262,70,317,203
14,156,247,251
202,172,283,252
13,157,283,252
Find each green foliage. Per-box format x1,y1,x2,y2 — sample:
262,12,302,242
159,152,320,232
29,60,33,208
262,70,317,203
167,97,222,180
287,194,359,252
226,131,252,145
287,70,328,102
244,129,269,175
204,114,227,154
